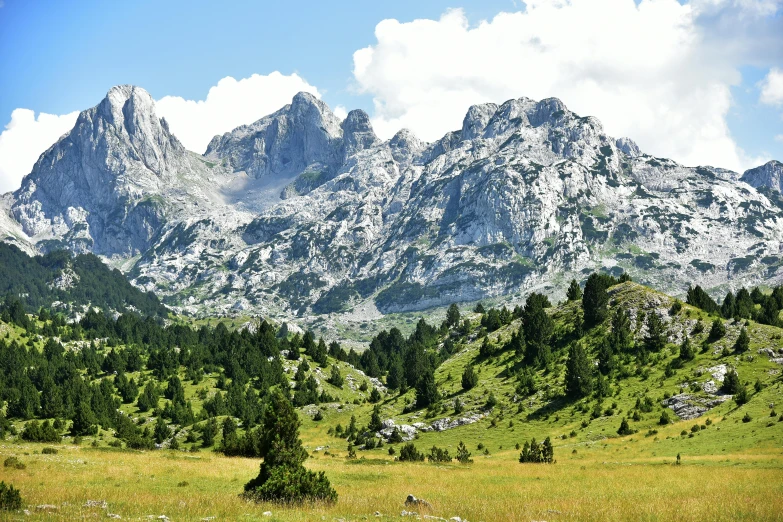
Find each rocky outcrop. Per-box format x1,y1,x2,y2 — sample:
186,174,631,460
741,160,783,193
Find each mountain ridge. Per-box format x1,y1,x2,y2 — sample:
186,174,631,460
2,85,783,321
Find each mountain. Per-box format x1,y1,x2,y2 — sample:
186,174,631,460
3,86,783,319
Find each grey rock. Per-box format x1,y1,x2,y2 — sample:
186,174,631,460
5,87,783,321
741,160,783,193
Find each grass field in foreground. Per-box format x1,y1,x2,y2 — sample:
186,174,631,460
1,439,782,521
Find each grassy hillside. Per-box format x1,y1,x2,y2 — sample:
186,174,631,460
0,279,782,520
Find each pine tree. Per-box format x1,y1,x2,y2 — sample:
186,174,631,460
201,417,218,448
461,364,478,391
368,404,382,432
643,311,667,352
456,441,473,463
328,364,343,388
415,368,440,409
154,415,171,444
617,417,633,435
721,369,741,394
565,343,593,399
70,399,97,436
679,337,695,361
734,327,750,353
566,279,582,301
582,273,609,327
708,318,726,342
446,304,461,327
244,390,336,503
609,307,632,352
721,292,736,319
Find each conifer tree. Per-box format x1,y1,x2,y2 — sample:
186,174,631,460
415,368,440,409
446,304,461,327
461,364,478,391
566,279,582,301
582,273,609,327
244,390,336,503
679,337,696,361
643,311,667,352
565,343,593,399
734,327,750,353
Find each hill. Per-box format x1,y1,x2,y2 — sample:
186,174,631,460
0,275,781,519
0,243,167,319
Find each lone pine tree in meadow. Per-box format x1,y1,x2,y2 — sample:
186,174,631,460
244,389,337,503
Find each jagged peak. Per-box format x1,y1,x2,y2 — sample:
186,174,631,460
461,103,499,141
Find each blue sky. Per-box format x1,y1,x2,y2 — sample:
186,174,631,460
0,0,781,192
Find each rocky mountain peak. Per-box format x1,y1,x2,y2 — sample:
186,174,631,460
341,109,379,157
204,91,344,181
741,160,783,193
461,103,499,141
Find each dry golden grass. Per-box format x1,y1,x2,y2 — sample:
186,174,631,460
1,441,782,521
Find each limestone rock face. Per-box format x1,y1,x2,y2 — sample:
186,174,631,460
741,160,783,193
11,85,228,255
4,87,783,320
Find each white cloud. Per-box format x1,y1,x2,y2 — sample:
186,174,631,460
156,72,321,154
352,1,778,172
0,109,79,194
333,105,348,121
759,67,783,105
776,134,783,143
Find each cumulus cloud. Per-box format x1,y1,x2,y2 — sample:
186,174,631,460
352,0,780,172
0,109,79,193
333,105,348,121
759,67,783,105
156,72,321,154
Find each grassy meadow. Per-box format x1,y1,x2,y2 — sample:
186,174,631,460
2,281,783,520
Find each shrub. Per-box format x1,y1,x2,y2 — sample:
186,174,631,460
398,443,425,462
41,447,58,455
461,364,478,391
742,412,752,423
427,446,451,463
3,457,25,470
0,482,22,511
659,411,672,425
617,418,634,436
455,441,473,464
518,437,554,464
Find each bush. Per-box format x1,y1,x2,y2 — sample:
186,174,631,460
3,457,24,470
461,364,478,391
427,446,451,463
398,443,425,462
742,412,752,423
41,447,58,455
21,420,61,443
455,441,472,464
659,411,672,425
518,437,554,464
617,418,634,436
0,482,22,511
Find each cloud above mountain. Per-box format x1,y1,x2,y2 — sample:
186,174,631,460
352,0,780,171
0,109,79,193
155,72,322,154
